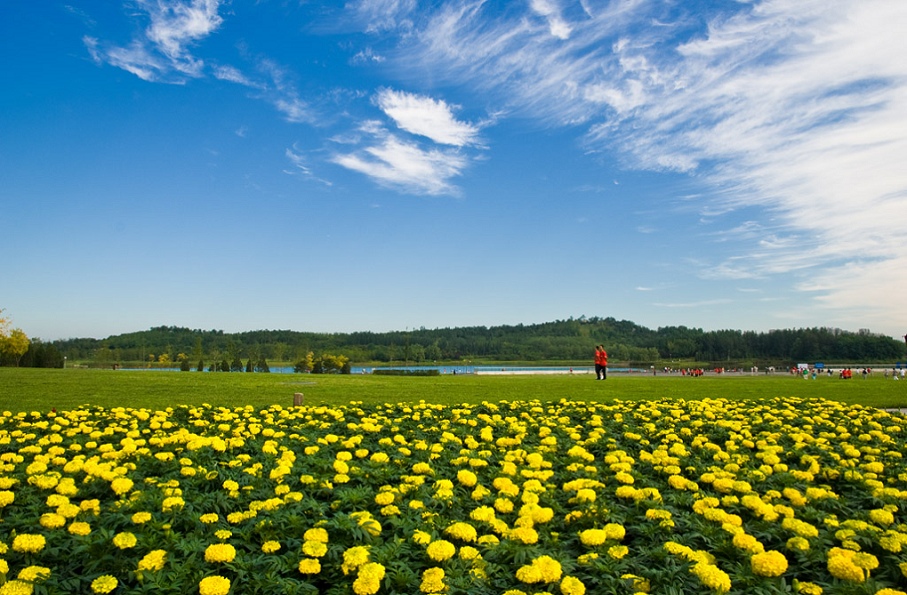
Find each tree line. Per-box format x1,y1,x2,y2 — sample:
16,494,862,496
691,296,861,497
16,317,904,368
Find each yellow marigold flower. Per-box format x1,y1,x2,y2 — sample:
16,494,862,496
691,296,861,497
90,575,118,594
162,496,185,512
604,523,625,540
786,537,810,551
793,580,823,595
57,503,80,518
459,546,481,561
199,513,219,524
40,513,66,529
0,579,33,594
426,540,456,562
560,576,586,595
578,529,607,547
495,498,514,514
302,540,328,557
412,462,433,475
852,552,879,570
0,491,14,507
374,491,395,506
204,543,236,563
12,534,45,554
137,549,167,572
691,562,731,593
304,528,329,543
46,493,67,506
615,485,637,499
17,566,50,582
110,477,133,496
751,550,788,577
472,485,491,500
508,526,539,545
412,530,432,545
132,512,152,524
503,591,528,595
517,555,563,584
420,567,446,593
608,545,629,559
199,575,231,595
645,509,672,521
875,590,907,595
214,530,232,540
298,558,321,574
575,488,596,503
262,540,281,554
457,469,478,487
732,533,764,554
342,546,371,575
442,520,477,543
577,553,599,565
869,509,894,526
827,555,864,582
352,562,386,595
112,532,137,549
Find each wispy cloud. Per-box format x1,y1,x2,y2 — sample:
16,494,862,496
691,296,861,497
376,89,481,147
285,146,333,187
331,122,468,195
348,0,417,33
396,0,907,327
529,0,572,40
213,64,262,89
86,0,223,82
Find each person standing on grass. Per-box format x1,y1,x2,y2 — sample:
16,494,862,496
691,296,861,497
595,345,608,380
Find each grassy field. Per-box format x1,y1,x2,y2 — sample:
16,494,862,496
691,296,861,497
1,367,906,411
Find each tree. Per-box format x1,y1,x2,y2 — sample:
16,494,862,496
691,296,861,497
1,328,30,367
0,310,30,367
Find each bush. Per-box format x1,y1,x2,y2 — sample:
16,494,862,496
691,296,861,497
372,369,440,376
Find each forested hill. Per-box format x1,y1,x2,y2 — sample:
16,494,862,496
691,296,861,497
50,318,906,365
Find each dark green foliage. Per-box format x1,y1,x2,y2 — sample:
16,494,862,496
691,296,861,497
372,369,440,376
46,319,906,366
14,339,64,368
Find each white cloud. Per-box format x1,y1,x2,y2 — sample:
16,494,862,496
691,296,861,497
213,65,261,88
144,0,222,75
331,126,467,195
530,0,572,40
285,146,333,187
86,0,224,82
376,89,481,147
351,47,386,64
398,0,907,333
349,0,416,33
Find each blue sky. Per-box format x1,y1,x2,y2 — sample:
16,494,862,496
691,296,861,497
2,0,906,341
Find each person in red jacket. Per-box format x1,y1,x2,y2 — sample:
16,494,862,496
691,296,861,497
595,345,608,380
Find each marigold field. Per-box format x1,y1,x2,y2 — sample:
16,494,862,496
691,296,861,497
1,397,906,595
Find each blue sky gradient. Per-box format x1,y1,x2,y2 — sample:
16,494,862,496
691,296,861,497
2,0,905,341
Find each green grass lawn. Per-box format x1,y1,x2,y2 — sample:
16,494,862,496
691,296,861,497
2,367,906,412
